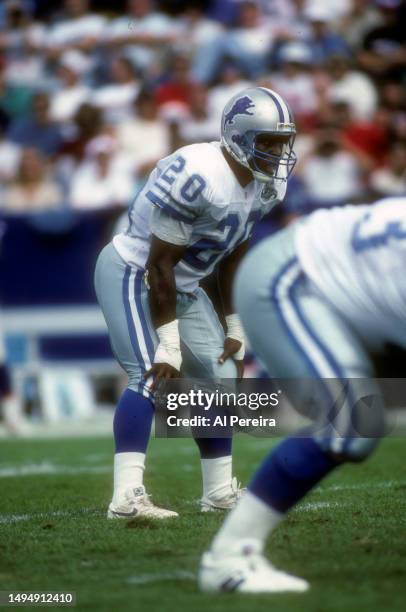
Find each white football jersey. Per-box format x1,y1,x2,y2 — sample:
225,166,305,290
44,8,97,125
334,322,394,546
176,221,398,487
113,142,286,292
295,198,406,348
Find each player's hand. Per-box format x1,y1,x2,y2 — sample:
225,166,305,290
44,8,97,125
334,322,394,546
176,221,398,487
218,337,243,364
233,359,244,380
144,362,180,392
218,338,245,379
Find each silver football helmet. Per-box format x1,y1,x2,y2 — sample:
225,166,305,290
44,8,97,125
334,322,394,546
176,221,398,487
221,86,297,183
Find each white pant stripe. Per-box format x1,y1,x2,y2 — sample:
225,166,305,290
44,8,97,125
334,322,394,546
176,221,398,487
276,262,337,378
277,261,349,450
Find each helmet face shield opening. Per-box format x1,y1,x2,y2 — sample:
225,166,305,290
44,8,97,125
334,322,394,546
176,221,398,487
246,132,297,182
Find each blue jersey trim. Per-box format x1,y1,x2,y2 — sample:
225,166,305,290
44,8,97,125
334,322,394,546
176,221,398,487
146,191,195,224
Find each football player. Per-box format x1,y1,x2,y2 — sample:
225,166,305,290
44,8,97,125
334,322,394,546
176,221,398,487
0,224,28,436
199,197,405,593
94,87,297,518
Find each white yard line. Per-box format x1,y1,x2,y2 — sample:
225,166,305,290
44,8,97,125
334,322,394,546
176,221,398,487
0,462,110,478
0,509,100,525
317,480,404,493
295,501,340,512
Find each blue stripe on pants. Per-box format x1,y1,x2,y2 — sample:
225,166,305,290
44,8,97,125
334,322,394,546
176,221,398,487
122,267,153,397
271,258,354,449
134,270,155,366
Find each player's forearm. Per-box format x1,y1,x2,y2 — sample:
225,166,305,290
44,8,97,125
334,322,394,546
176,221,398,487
218,241,250,315
147,263,182,371
147,264,177,329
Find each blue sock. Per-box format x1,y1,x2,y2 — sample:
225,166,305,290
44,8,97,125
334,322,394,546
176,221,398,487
0,364,12,398
194,437,232,458
191,402,232,458
113,388,154,453
249,437,338,513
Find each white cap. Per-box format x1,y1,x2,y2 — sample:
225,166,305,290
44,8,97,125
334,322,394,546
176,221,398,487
304,2,331,23
85,135,117,157
280,42,313,64
60,50,92,76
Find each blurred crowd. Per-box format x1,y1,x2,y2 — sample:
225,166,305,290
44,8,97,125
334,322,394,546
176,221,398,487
0,0,405,218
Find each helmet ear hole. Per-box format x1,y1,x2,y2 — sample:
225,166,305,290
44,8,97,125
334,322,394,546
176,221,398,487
231,133,247,149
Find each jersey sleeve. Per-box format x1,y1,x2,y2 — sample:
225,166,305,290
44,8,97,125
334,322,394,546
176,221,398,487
145,153,209,224
150,206,193,246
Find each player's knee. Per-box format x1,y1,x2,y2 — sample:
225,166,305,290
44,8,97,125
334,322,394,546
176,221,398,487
127,370,147,394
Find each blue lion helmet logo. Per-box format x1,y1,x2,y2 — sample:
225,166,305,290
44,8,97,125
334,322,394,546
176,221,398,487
224,96,255,128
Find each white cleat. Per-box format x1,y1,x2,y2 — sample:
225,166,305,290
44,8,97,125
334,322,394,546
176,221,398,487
201,477,245,512
198,540,309,593
107,486,179,520
1,395,31,437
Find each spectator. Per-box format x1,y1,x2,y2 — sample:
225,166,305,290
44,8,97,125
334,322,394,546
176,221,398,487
379,81,406,143
0,0,46,86
56,103,104,193
59,103,103,165
175,84,219,147
46,0,106,57
7,91,63,156
304,4,349,65
177,1,224,83
370,141,406,197
69,135,135,209
115,89,170,181
105,0,178,77
0,122,20,183
195,1,275,83
262,0,311,40
325,54,378,120
297,128,363,205
0,64,33,121
1,147,63,212
208,62,252,124
327,100,388,167
316,0,352,21
179,1,223,54
49,50,91,124
263,42,318,127
338,0,383,51
381,79,406,114
219,1,275,80
92,57,140,124
358,0,406,81
207,0,239,25
155,50,195,116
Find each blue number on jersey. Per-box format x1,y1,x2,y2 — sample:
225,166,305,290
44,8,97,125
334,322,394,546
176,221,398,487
352,212,406,252
181,175,206,202
182,213,243,271
147,155,206,206
159,156,186,185
182,209,263,272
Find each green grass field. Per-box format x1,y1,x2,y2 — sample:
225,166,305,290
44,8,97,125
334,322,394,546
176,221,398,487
1,435,405,611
